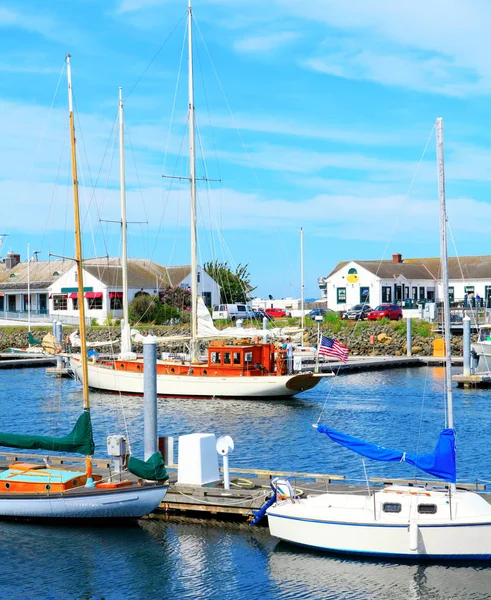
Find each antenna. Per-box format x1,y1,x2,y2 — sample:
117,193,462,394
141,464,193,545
0,234,9,261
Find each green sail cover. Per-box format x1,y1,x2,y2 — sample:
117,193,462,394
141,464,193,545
128,452,169,481
28,332,43,345
0,410,95,456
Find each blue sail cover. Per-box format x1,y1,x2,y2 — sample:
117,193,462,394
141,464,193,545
316,424,456,483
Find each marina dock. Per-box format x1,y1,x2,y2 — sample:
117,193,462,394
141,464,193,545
0,354,56,369
0,452,485,522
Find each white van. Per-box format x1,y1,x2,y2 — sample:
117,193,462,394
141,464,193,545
212,303,252,321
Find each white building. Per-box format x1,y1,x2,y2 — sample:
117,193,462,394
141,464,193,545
0,254,220,324
319,253,491,312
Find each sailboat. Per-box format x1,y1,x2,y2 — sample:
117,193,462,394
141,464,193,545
69,0,322,399
0,55,168,520
266,118,491,559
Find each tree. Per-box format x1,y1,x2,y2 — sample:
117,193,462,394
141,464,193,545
204,260,256,304
159,285,191,310
129,294,181,325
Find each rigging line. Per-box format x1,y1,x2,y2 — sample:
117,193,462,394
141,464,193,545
27,61,66,185
194,19,221,194
72,96,115,260
193,13,292,274
374,123,436,280
151,121,189,261
340,123,437,352
162,14,187,179
125,122,150,259
124,11,187,102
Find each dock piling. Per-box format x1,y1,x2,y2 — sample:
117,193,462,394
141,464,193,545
463,315,471,376
143,335,158,460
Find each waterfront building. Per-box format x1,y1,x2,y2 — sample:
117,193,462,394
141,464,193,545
318,253,491,311
0,252,220,324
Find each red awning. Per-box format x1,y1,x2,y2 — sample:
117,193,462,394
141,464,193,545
85,292,103,299
68,292,78,299
109,292,123,299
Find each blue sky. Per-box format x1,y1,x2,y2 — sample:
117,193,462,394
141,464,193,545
2,0,491,300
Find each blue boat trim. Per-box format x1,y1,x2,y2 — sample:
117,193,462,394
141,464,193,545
268,511,491,529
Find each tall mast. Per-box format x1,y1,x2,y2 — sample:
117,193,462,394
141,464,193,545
436,118,454,433
119,87,131,355
27,243,31,334
300,228,304,332
188,0,198,359
66,54,94,486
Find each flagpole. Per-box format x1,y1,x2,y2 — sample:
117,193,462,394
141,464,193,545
315,317,322,373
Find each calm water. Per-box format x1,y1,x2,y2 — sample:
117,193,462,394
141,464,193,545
2,367,491,599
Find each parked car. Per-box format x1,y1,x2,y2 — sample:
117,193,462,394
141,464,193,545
308,308,328,319
367,304,403,321
342,304,372,320
212,303,253,321
264,307,287,319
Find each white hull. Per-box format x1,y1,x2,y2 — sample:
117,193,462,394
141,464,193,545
70,357,322,398
267,486,491,559
0,485,168,519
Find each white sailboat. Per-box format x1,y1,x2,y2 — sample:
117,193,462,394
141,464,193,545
0,55,168,520
69,0,323,399
266,118,491,560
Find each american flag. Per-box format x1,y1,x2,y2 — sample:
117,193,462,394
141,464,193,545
318,336,349,363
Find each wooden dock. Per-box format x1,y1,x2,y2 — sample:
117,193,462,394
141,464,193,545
0,356,56,369
0,452,486,522
452,371,491,387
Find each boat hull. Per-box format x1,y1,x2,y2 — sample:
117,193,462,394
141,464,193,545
70,357,322,398
0,484,168,519
267,488,491,560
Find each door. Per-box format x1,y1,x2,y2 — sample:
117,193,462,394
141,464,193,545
8,295,16,311
39,294,47,314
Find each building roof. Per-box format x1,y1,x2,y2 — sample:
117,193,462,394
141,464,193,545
82,259,193,290
326,255,491,281
0,257,200,293
0,259,72,291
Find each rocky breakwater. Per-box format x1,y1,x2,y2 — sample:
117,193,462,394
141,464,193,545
303,321,473,357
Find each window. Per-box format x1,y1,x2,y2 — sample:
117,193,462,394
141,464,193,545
203,292,211,308
88,297,103,310
110,296,123,310
427,289,435,301
237,305,246,312
53,295,67,311
73,298,78,310
245,352,253,363
337,288,346,303
418,504,437,514
75,272,78,283
448,287,454,302
360,287,370,303
412,287,418,300
223,352,231,364
382,503,402,513
464,286,475,294
211,352,220,364
233,352,241,365
197,272,201,283
9,273,16,278
419,287,425,300
0,296,3,312
382,287,392,303
52,271,60,277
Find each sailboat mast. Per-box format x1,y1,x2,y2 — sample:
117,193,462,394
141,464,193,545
27,243,31,333
436,117,453,431
300,228,304,331
188,0,198,355
66,55,90,411
119,87,131,353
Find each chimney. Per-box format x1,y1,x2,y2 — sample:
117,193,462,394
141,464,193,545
392,253,402,264
5,251,20,270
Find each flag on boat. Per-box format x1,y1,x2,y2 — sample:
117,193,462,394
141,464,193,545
318,336,348,363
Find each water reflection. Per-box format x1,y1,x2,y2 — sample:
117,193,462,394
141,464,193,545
269,544,491,600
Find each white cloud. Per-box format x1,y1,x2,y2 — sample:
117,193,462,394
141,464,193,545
204,113,408,146
276,0,491,96
234,31,299,53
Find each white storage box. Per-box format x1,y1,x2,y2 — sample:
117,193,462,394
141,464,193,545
177,433,219,485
